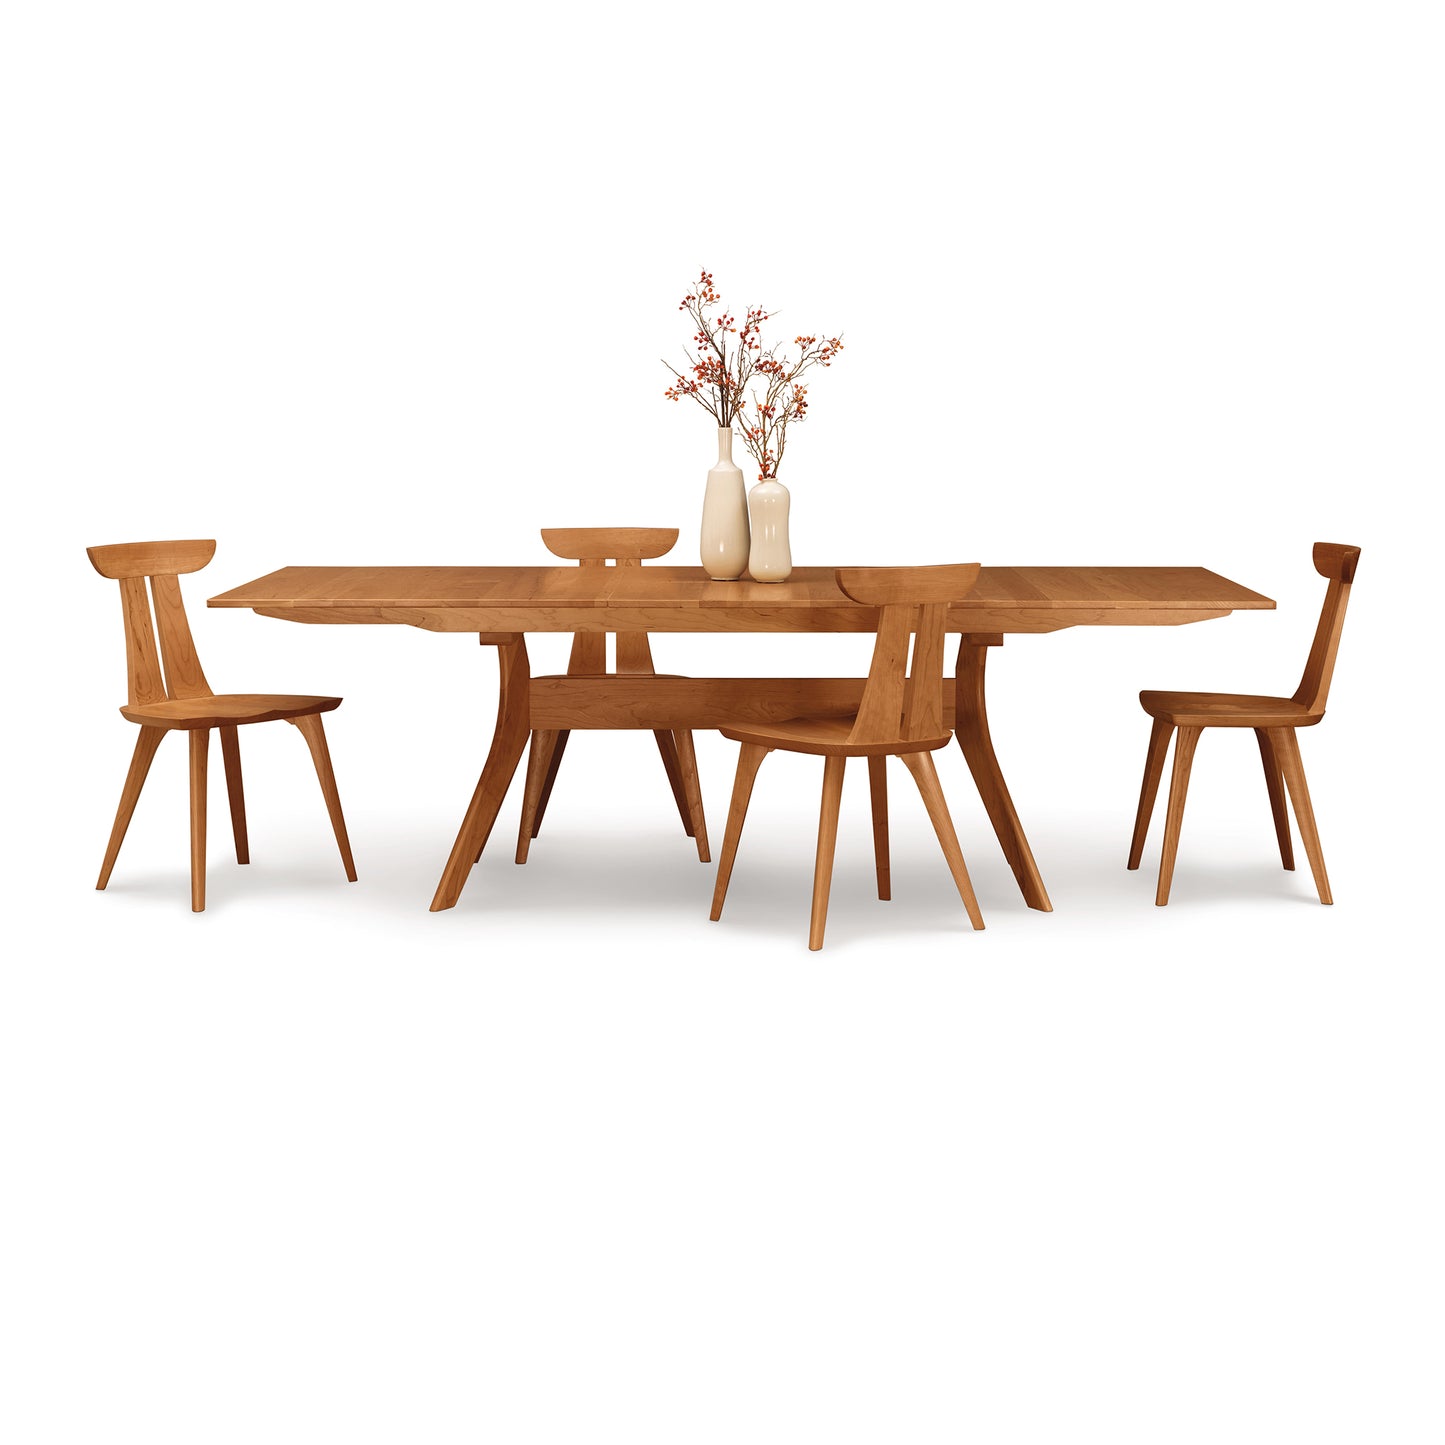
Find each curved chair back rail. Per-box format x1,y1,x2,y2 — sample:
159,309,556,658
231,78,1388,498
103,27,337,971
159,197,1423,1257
1294,542,1362,715
87,539,218,580
540,527,680,564
835,562,982,607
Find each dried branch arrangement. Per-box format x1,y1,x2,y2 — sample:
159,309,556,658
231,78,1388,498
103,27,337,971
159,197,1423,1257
664,268,842,478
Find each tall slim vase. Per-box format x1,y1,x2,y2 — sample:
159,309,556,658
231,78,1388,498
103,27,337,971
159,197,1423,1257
700,426,749,581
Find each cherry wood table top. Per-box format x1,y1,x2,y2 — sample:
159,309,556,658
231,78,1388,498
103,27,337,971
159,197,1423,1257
209,564,1274,634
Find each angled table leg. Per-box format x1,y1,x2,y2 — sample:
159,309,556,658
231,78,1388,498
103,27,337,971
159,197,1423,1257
953,636,1053,912
431,634,531,911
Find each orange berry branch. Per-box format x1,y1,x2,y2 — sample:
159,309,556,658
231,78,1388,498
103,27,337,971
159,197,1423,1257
662,269,767,428
663,268,843,482
737,332,844,481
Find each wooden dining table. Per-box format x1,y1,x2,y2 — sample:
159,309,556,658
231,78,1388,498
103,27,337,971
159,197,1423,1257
209,563,1274,912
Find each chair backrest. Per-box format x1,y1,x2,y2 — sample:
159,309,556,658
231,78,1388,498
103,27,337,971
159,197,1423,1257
1292,541,1361,716
836,563,981,745
87,540,217,705
540,527,680,675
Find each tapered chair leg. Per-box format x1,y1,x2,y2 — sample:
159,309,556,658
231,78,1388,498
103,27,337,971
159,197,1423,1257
900,751,985,930
1128,718,1174,870
673,729,710,863
97,726,166,890
488,729,564,865
653,729,695,838
516,729,558,863
530,730,569,839
219,725,250,865
710,744,769,921
1269,727,1332,904
809,756,848,950
1155,725,1203,906
1255,728,1295,870
292,714,358,882
189,728,209,912
868,754,890,901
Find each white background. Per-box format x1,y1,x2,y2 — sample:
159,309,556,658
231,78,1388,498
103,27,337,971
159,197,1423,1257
3,2,1442,1441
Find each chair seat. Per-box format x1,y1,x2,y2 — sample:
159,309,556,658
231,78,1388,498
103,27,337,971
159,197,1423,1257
720,715,953,757
120,693,342,730
1139,690,1321,727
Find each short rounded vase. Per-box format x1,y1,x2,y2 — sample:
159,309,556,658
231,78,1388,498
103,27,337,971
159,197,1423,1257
747,477,791,583
700,426,749,581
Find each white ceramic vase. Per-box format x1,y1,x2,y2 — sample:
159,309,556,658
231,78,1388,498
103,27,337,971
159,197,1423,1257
700,426,749,581
747,478,792,582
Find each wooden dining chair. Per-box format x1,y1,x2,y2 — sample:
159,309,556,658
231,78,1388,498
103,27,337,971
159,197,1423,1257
709,564,986,949
514,527,710,864
88,539,357,911
1128,542,1361,906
